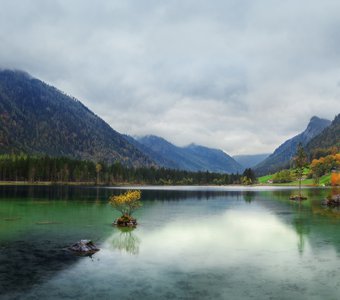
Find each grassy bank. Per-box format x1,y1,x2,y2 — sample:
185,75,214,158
258,173,331,186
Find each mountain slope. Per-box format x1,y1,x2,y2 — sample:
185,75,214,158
0,69,155,166
233,154,270,169
185,144,244,173
306,114,340,152
134,135,244,173
123,135,178,169
254,116,331,175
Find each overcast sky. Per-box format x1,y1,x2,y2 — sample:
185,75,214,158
1,0,340,155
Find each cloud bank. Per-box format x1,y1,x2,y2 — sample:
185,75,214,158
1,0,340,154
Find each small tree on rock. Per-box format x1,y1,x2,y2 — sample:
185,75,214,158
109,190,142,227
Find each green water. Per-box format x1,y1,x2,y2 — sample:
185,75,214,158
0,185,339,299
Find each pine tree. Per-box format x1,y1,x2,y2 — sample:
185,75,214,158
293,143,308,198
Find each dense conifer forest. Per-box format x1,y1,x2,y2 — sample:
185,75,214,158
0,154,246,185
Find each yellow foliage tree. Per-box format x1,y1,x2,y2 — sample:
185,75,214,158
109,190,142,217
96,163,102,185
293,143,308,198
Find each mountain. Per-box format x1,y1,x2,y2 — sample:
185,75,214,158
254,116,331,175
306,114,340,153
185,143,244,173
123,135,177,169
0,69,155,166
233,154,270,169
133,135,244,173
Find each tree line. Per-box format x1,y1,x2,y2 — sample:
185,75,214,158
269,145,339,184
0,154,255,185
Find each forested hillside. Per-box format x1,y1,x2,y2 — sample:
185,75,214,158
0,70,154,167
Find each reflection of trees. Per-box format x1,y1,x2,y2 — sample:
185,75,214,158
0,186,255,202
310,187,340,218
129,189,248,202
330,187,340,199
0,185,116,202
243,191,255,203
110,227,140,255
292,213,310,255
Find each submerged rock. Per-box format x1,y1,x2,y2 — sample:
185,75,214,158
322,194,340,207
4,217,21,221
68,240,100,255
290,195,307,201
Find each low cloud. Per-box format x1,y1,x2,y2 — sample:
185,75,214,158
1,0,339,155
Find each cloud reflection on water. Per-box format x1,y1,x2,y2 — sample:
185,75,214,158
126,210,298,267
21,197,340,299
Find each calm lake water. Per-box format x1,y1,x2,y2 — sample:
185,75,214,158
0,185,339,299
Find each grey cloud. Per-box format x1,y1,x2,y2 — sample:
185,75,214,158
0,0,340,155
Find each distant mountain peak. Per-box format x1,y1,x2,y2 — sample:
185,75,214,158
303,116,331,141
335,113,340,123
306,113,340,153
307,115,330,126
186,143,215,151
0,68,30,77
254,115,331,175
186,142,198,148
310,115,320,121
133,135,243,173
233,153,270,169
137,135,176,148
138,134,167,142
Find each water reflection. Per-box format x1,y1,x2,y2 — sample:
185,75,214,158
25,204,340,299
2,186,340,299
0,240,80,296
292,215,310,255
134,209,299,268
328,187,340,200
108,227,140,255
310,187,340,218
242,191,255,203
104,206,306,274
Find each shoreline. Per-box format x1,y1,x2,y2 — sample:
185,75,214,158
0,181,333,188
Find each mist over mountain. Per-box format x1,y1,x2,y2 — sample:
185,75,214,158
254,116,331,175
0,69,155,166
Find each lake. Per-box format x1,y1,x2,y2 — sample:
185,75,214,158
0,185,339,299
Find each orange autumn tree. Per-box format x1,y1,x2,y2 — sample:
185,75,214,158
331,172,340,186
310,153,340,185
